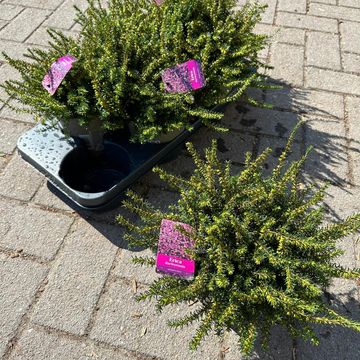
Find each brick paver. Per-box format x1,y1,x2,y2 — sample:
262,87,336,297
0,1,360,359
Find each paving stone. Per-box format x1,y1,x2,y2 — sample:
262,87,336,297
0,39,37,62
276,12,338,33
224,326,293,360
0,63,20,105
31,219,119,335
278,0,307,14
340,21,360,54
0,99,36,124
343,52,360,73
0,19,7,30
8,326,133,360
6,0,64,10
0,253,47,358
257,135,303,176
260,0,277,24
304,115,349,186
270,43,304,87
0,153,43,201
265,87,344,118
0,198,73,260
309,3,360,22
306,31,341,70
314,0,337,4
26,26,80,47
0,4,23,20
345,96,360,186
145,187,180,213
113,248,161,285
225,105,300,139
339,0,360,6
187,126,256,165
32,181,74,212
0,118,30,154
141,154,196,189
89,277,221,359
43,0,89,30
0,7,50,42
254,23,305,45
306,67,360,96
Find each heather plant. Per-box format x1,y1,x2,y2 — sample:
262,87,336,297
117,124,360,355
76,0,271,143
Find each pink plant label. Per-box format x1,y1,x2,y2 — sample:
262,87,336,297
153,0,164,5
161,59,206,93
42,55,77,95
156,219,195,280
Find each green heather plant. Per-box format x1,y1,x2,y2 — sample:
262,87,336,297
0,29,131,132
76,0,271,143
117,124,360,356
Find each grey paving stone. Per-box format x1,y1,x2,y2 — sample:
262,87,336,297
0,253,47,358
0,153,43,201
141,154,196,189
255,24,305,45
306,31,341,70
0,7,50,42
345,96,360,186
278,0,307,14
309,2,360,22
276,12,338,33
31,219,119,335
113,248,161,285
315,0,337,4
306,66,360,95
43,0,89,30
260,0,277,24
0,198,73,260
340,21,360,54
0,4,23,21
270,43,304,87
339,0,360,6
265,87,344,119
8,326,133,360
89,277,221,359
0,118,30,154
0,39,37,62
187,126,256,164
6,0,64,10
224,326,293,360
304,115,349,186
226,105,300,139
32,181,74,212
0,99,36,124
343,52,360,73
26,26,80,47
0,19,7,30
257,135,303,176
145,187,180,213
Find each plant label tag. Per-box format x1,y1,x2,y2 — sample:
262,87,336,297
162,59,206,93
156,219,195,280
42,55,77,95
153,0,164,5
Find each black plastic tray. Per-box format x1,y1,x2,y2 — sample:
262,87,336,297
17,107,224,210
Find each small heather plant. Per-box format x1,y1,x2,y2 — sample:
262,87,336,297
117,123,360,355
76,0,272,142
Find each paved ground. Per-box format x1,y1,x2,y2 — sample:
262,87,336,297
0,0,360,359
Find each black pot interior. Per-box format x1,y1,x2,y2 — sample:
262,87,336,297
59,142,132,193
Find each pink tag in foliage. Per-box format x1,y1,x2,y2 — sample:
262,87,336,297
156,219,195,280
153,0,164,5
161,59,206,93
42,55,77,95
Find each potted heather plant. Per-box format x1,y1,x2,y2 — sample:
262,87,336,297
1,0,272,208
117,124,360,356
76,0,271,143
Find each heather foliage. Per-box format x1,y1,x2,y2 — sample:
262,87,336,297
117,124,360,355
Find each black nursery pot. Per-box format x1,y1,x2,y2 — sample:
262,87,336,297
17,104,226,211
